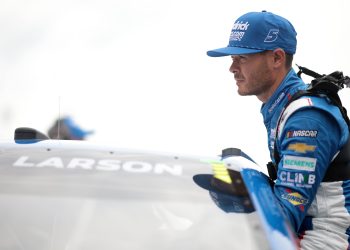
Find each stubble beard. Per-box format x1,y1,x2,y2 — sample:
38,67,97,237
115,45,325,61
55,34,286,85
236,66,274,98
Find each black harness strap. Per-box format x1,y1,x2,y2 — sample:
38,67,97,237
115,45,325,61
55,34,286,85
323,138,350,182
296,64,323,79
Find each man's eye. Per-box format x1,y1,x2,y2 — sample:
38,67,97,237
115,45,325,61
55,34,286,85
239,56,248,63
231,55,248,63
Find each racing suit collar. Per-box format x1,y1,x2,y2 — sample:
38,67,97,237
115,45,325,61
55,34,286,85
260,68,303,121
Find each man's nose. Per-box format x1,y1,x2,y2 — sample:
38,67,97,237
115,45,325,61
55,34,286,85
229,61,238,74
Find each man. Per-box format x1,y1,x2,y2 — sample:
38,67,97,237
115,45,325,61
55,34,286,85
48,116,94,140
207,11,350,249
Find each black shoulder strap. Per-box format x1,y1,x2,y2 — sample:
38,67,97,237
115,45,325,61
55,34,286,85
299,68,350,127
296,64,323,79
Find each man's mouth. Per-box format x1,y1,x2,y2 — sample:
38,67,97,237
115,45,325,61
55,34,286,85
235,78,244,85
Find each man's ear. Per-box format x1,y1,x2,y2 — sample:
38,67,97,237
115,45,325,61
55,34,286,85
272,48,286,68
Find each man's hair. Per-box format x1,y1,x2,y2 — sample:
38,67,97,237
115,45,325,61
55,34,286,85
285,53,293,69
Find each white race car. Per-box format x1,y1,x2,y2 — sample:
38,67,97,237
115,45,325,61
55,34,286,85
0,127,297,250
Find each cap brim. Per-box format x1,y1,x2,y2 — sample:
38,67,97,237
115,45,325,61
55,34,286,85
207,46,264,57
70,128,94,138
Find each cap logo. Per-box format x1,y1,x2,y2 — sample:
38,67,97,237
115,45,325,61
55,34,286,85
232,21,250,31
230,21,250,42
264,29,279,42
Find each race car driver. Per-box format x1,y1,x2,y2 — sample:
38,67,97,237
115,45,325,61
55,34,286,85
206,10,350,250
48,116,93,140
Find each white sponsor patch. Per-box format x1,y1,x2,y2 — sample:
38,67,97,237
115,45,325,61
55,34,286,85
286,130,318,138
279,171,316,188
283,155,316,172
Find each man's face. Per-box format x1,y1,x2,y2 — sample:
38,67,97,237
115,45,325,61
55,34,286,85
229,51,275,101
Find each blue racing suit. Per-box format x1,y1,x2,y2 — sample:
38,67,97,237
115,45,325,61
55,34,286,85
261,69,350,249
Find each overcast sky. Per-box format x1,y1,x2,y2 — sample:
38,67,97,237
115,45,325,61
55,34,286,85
1,0,349,166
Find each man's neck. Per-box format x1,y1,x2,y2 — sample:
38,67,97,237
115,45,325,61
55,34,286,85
258,68,290,103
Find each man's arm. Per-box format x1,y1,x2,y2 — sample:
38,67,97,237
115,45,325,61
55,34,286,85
273,107,342,231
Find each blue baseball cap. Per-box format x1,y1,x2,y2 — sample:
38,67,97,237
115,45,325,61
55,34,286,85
207,11,297,57
63,117,94,139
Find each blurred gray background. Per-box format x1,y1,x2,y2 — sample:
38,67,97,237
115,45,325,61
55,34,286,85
1,0,349,166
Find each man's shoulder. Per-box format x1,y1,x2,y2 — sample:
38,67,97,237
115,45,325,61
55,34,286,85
277,95,348,139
